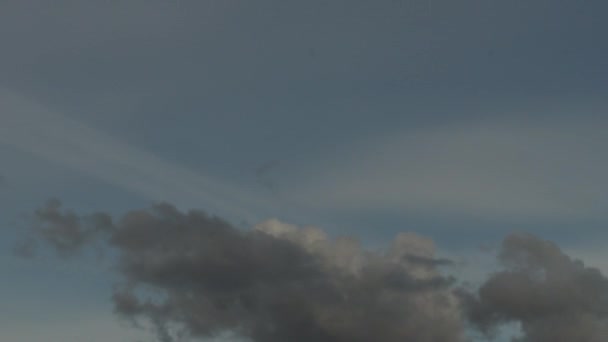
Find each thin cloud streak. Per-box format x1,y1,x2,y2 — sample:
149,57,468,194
0,89,273,221
286,110,608,221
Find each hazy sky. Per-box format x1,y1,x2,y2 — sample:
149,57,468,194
1,1,608,341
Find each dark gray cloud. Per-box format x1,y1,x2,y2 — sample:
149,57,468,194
22,200,608,341
460,233,608,342
402,254,454,268
23,201,465,342
25,198,113,257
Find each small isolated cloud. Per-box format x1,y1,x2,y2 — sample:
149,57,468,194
19,200,608,342
255,160,282,194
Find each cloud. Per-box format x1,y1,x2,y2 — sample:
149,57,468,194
459,233,608,342
20,200,608,341
25,198,113,257
285,113,608,220
0,89,274,222
23,201,465,342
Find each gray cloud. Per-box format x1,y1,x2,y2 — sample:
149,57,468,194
24,198,113,257
460,233,608,342
22,200,608,342
23,201,465,342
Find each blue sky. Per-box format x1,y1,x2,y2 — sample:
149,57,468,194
1,1,608,341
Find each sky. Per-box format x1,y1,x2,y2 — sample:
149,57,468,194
1,1,608,341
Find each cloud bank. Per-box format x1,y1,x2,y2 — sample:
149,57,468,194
20,200,608,341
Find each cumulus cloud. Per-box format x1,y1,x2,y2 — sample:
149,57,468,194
20,200,608,342
22,201,464,342
460,233,608,342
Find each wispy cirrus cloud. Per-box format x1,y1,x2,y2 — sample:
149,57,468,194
0,89,273,221
285,108,608,221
